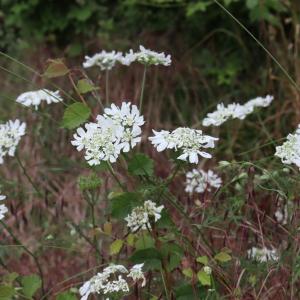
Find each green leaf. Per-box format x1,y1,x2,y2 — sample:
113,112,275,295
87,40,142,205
110,192,140,219
197,270,211,286
44,58,69,78
0,286,15,299
196,256,208,265
76,79,98,94
135,234,155,250
130,248,162,270
2,273,18,284
182,268,193,278
21,275,41,298
56,292,77,300
61,102,91,129
128,153,154,176
214,252,232,263
110,239,124,255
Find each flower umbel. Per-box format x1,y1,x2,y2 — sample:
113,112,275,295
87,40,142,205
79,263,146,300
185,169,222,194
149,127,218,164
16,89,63,110
125,200,164,232
202,95,274,127
0,119,26,164
135,45,171,66
275,125,300,169
83,50,123,70
71,102,144,165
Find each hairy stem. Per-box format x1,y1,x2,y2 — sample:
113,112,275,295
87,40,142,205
139,66,147,112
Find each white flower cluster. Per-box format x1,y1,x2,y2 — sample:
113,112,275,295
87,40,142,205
149,127,218,164
79,263,146,300
0,119,26,164
247,246,279,263
202,95,274,127
83,50,123,70
16,89,63,110
71,102,144,165
275,125,300,169
83,45,171,70
185,169,222,194
125,200,164,232
134,45,171,66
0,193,8,220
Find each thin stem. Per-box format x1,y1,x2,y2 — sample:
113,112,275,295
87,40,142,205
160,268,171,300
213,0,300,93
106,162,126,191
68,73,87,105
16,154,43,198
139,66,147,112
105,70,109,106
0,220,45,295
89,193,101,264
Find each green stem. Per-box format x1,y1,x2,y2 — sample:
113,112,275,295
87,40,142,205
0,220,45,295
89,196,100,264
139,66,147,112
106,162,126,191
105,70,109,106
16,154,43,198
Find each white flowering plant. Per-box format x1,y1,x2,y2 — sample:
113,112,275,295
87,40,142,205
0,44,297,300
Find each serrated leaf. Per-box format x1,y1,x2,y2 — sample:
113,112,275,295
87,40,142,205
44,58,69,78
135,234,155,250
196,256,208,265
182,268,193,278
61,102,91,129
197,270,211,286
128,153,154,176
21,275,41,298
110,239,124,255
130,248,162,270
126,233,135,247
110,192,140,219
0,285,15,299
214,252,232,263
77,79,98,94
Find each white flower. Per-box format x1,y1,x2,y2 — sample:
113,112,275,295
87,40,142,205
125,200,164,232
16,89,63,110
0,192,8,220
185,169,222,194
119,49,137,66
247,246,279,262
203,266,212,275
79,263,146,300
245,95,274,109
99,102,144,152
275,125,300,169
149,127,217,164
202,103,233,127
136,45,171,66
0,119,26,164
202,95,274,127
72,102,144,165
128,264,146,287
83,50,123,70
